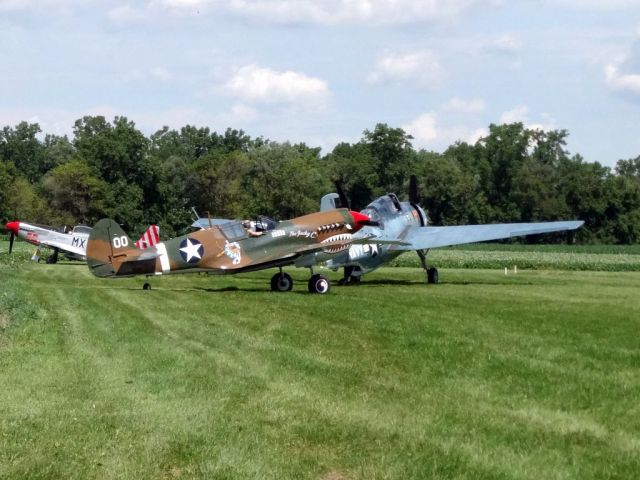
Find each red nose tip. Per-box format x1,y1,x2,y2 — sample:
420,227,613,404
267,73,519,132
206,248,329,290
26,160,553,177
5,220,20,235
349,211,371,231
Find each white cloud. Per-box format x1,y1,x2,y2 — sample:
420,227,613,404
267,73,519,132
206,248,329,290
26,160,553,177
445,97,486,114
224,0,493,26
402,112,438,144
467,127,488,144
605,63,640,96
499,106,556,131
368,50,445,88
499,105,529,124
225,64,331,111
402,112,490,149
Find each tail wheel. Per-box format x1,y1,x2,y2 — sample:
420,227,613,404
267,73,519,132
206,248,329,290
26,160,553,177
427,267,439,284
143,282,152,290
308,274,330,294
271,272,293,292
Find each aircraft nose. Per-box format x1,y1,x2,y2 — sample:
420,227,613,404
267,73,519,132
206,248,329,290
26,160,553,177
4,220,20,235
349,211,371,231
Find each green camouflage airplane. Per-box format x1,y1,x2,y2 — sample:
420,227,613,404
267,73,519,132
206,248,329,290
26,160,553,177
86,208,377,294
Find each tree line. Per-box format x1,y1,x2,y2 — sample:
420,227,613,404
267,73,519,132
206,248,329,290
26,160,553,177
1,116,639,243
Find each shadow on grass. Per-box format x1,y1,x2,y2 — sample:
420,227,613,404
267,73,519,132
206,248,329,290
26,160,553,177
352,278,535,287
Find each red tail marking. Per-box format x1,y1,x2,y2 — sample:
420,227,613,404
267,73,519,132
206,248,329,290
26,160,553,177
135,225,160,249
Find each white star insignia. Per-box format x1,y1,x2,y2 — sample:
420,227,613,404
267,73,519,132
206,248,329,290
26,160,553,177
180,238,202,262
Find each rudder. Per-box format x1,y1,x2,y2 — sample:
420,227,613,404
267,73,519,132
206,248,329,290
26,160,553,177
86,219,138,277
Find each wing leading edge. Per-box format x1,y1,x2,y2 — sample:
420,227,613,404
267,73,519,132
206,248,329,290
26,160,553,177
394,221,584,251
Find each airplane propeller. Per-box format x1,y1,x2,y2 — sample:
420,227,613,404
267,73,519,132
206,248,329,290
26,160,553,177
333,180,350,210
409,174,420,205
3,220,19,254
333,180,382,226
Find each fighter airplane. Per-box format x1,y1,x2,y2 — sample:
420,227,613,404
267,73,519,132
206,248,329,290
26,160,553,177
3,220,160,263
86,209,376,293
3,220,91,263
316,181,584,284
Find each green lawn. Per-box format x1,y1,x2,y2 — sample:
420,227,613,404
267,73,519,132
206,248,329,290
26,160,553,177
1,257,639,479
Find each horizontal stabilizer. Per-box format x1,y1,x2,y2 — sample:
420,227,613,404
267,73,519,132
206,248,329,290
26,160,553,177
394,221,584,251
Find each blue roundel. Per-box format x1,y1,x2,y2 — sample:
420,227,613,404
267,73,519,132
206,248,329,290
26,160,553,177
179,237,204,263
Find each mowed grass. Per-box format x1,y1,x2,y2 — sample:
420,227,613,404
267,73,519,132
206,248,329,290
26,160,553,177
1,257,640,478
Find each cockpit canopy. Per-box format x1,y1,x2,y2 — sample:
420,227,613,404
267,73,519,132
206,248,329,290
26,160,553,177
254,215,278,231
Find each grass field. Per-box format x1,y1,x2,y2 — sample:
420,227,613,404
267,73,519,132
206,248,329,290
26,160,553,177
1,245,639,479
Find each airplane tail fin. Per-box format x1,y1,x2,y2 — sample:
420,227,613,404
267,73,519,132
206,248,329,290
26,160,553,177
135,224,160,249
87,219,140,277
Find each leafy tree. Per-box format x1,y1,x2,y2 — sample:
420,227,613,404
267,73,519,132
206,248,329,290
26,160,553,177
245,143,330,219
479,123,532,221
616,155,640,178
326,142,378,210
512,156,568,222
187,150,253,219
0,122,46,183
363,123,415,195
557,155,611,242
42,159,108,225
73,116,150,186
416,151,489,225
0,162,47,222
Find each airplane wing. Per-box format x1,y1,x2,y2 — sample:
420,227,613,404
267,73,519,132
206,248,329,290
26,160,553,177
392,221,584,251
35,237,86,257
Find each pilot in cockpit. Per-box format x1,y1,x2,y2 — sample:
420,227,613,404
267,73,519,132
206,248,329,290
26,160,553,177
242,219,265,237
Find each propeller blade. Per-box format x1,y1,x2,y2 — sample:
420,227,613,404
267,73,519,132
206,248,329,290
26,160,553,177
334,181,350,209
9,232,15,254
409,174,420,205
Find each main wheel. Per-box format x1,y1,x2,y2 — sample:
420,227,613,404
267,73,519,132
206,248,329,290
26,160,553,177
46,255,58,264
271,272,293,292
308,274,330,294
427,267,439,284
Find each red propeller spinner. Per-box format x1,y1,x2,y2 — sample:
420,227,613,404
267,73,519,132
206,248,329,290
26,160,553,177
4,220,20,235
349,211,376,231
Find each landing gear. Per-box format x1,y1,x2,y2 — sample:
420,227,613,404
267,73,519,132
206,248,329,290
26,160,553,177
270,271,293,292
338,266,362,285
143,282,151,290
308,274,330,294
417,249,438,284
270,268,331,294
427,267,439,284
46,249,59,264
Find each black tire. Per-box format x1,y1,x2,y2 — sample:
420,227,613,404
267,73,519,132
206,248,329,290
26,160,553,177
308,274,331,294
271,272,293,292
143,282,152,290
427,267,439,284
46,255,57,264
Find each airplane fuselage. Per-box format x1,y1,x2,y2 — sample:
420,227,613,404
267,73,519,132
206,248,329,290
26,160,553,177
324,194,426,275
7,221,90,260
87,209,369,278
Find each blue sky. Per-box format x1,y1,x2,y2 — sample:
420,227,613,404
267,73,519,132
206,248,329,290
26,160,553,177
1,0,639,166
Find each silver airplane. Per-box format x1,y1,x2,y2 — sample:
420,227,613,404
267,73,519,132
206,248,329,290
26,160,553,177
316,191,583,284
3,220,91,263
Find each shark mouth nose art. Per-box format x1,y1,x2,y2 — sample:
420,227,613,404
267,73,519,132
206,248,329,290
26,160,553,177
321,233,353,254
